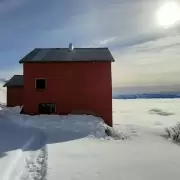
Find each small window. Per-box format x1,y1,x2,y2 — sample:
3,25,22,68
39,103,56,114
36,79,46,90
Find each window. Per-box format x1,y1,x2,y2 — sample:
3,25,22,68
39,103,56,114
36,79,46,90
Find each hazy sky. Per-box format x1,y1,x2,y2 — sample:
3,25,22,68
0,0,180,87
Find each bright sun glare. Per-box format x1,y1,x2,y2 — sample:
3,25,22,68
157,1,180,28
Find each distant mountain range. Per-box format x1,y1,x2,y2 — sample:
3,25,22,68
113,93,180,99
113,84,180,94
113,85,180,99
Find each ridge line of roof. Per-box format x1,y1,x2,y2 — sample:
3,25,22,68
34,47,109,49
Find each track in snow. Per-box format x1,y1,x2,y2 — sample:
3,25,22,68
20,131,48,180
2,131,48,180
2,136,35,180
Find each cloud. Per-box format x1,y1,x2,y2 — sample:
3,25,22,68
98,37,117,46
0,0,167,50
0,66,22,79
0,0,180,88
38,0,163,48
112,32,180,87
0,0,28,13
83,36,118,48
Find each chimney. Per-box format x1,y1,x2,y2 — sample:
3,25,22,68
68,43,73,51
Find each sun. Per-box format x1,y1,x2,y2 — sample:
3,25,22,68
157,1,180,28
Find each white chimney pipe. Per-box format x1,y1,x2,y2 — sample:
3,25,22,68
69,43,73,51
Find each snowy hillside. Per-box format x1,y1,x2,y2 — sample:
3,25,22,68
1,99,180,180
0,80,6,105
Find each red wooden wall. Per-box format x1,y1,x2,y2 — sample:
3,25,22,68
23,62,113,126
7,87,23,107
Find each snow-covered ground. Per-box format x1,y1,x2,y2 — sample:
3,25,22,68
1,99,180,180
0,81,6,106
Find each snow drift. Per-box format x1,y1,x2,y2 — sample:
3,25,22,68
1,99,180,180
0,107,108,139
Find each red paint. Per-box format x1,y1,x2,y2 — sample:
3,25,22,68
23,62,113,126
7,87,23,107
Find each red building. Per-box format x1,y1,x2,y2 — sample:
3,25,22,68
3,75,24,107
6,45,115,126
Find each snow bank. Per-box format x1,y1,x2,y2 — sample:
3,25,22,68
0,107,108,139
1,99,180,180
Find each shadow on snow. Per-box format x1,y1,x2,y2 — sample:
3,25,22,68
0,119,92,158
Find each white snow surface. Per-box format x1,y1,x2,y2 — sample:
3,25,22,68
0,81,6,106
1,99,180,180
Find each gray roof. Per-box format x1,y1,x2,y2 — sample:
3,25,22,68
19,48,115,63
3,75,24,87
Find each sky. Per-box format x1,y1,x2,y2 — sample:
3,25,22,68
0,0,180,89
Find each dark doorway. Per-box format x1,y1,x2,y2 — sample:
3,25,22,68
39,103,56,114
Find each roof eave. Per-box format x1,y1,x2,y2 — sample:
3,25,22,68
4,85,24,88
3,83,7,87
19,59,114,63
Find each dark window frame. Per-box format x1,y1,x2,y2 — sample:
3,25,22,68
35,78,46,90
